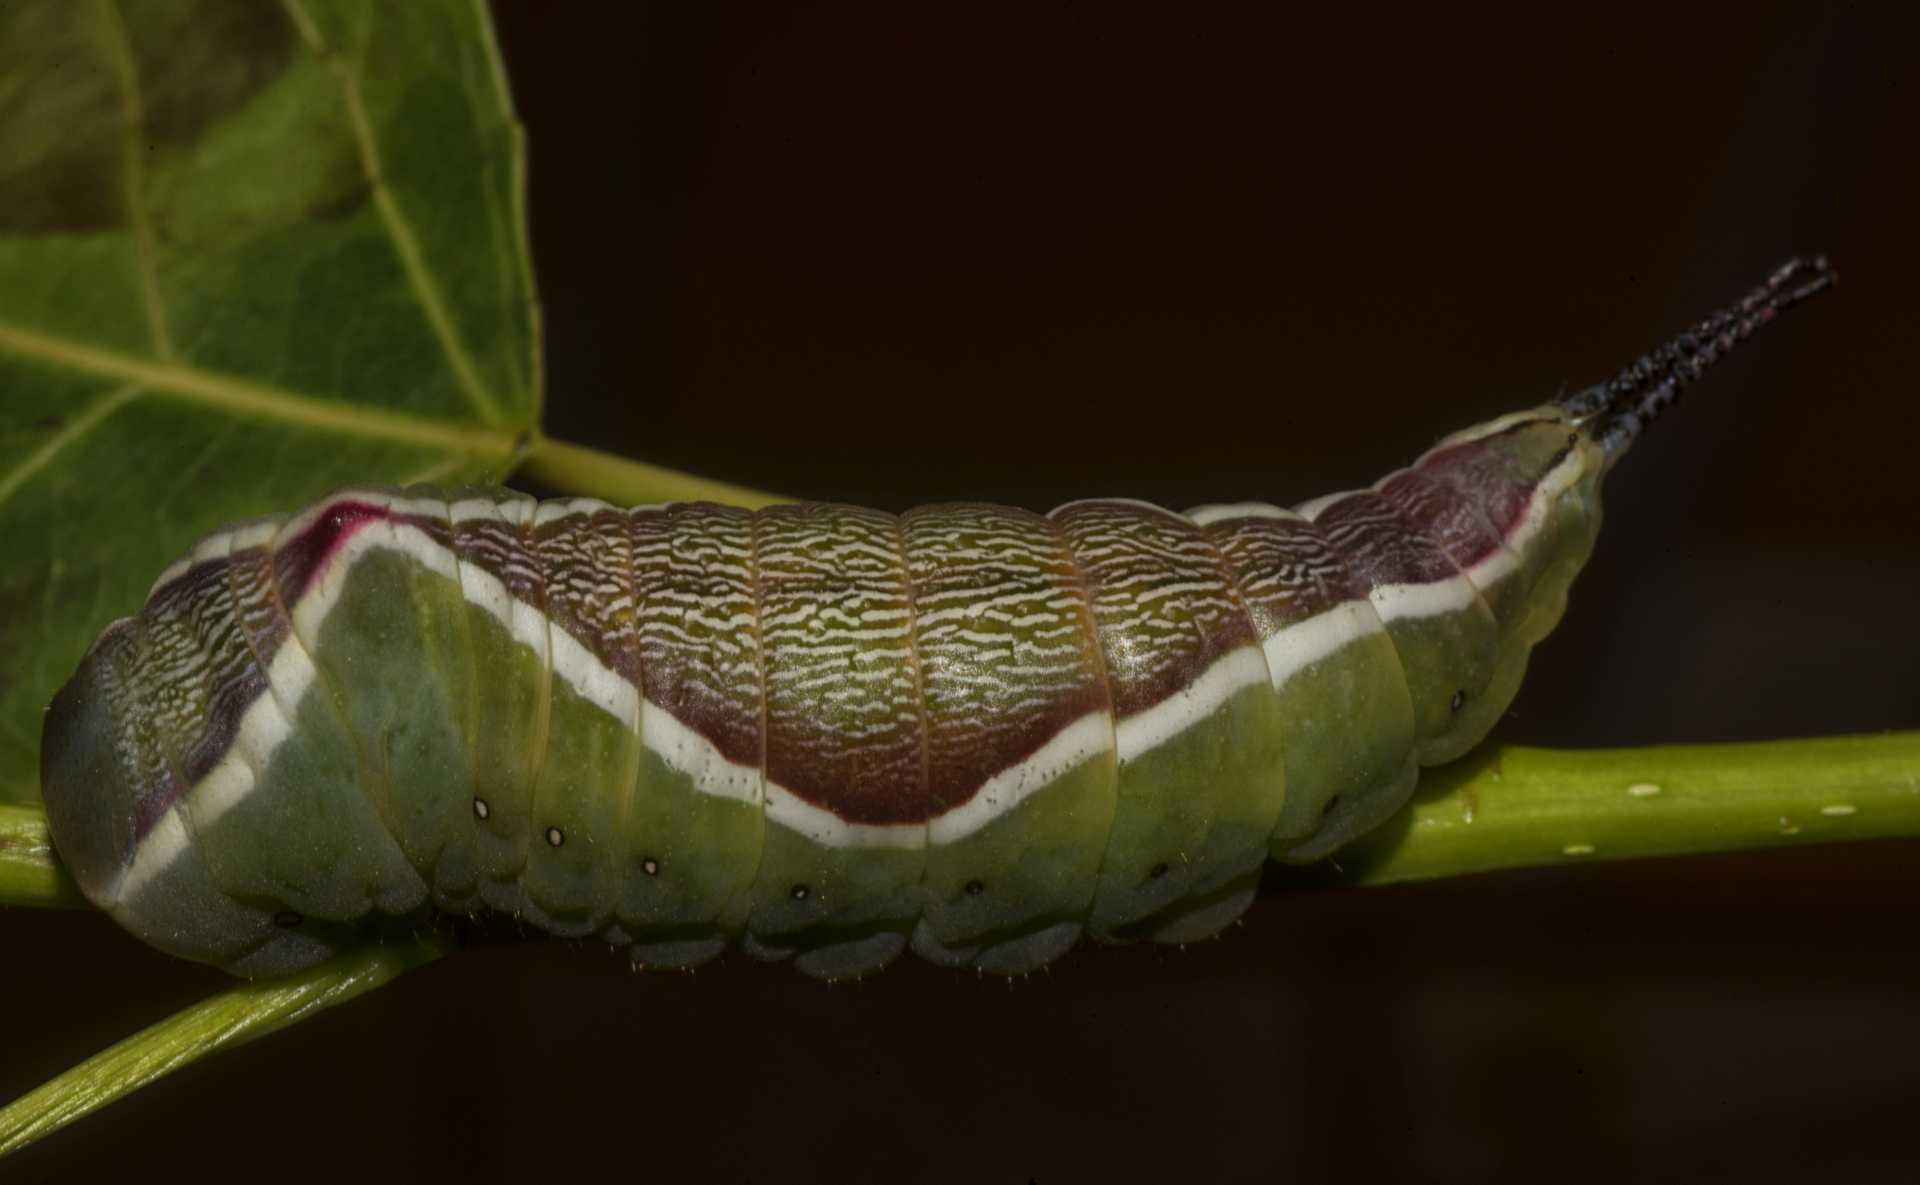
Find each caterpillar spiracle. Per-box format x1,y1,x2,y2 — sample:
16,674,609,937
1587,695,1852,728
40,258,1835,982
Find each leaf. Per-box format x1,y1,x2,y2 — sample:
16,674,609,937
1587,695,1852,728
0,0,539,803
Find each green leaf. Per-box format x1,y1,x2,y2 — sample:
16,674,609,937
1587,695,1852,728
0,0,539,803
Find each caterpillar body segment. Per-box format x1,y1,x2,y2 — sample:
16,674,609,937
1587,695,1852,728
39,258,1835,981
31,439,1590,980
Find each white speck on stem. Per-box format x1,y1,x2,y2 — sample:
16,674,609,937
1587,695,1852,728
1820,804,1858,817
1626,782,1662,798
1778,816,1802,835
1562,843,1596,856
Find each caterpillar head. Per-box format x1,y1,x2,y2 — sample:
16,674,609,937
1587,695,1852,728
42,580,360,977
41,621,141,915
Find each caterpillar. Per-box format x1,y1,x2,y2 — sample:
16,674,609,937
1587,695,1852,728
40,258,1833,982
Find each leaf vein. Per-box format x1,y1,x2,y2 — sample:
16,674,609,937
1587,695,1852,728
0,383,141,514
95,0,172,361
277,0,509,427
469,0,543,416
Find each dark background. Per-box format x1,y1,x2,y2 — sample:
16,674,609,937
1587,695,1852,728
8,3,1919,1182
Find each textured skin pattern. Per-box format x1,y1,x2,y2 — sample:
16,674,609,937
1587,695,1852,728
40,406,1609,980
756,504,926,827
902,503,1107,819
1052,500,1256,721
631,504,761,772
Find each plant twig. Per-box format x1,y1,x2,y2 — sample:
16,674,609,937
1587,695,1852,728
0,937,446,1157
1295,731,1920,888
515,434,787,508
0,804,85,909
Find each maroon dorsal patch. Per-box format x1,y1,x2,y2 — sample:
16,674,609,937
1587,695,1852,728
1416,417,1579,546
1305,490,1462,590
902,502,1110,817
1052,500,1257,721
1199,511,1370,640
629,502,766,774
1374,468,1507,572
753,503,928,828
271,499,394,608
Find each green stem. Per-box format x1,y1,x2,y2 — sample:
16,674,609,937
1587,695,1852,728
0,937,445,1157
515,433,787,508
0,804,84,909
1312,731,1920,887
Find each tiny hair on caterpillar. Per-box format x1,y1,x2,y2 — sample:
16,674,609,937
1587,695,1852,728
39,257,1835,981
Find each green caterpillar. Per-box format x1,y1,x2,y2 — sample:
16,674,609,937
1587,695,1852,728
39,259,1833,981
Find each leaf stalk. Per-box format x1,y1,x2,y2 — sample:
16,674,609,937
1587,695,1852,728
515,434,787,508
0,939,445,1157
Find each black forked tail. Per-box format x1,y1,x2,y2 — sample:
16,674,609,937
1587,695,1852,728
1557,256,1837,461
